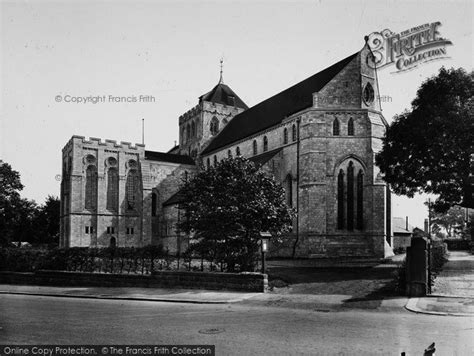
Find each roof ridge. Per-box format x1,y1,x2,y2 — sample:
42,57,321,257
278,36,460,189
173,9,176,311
202,51,359,154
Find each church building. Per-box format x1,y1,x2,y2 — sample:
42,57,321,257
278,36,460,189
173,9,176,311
60,41,393,258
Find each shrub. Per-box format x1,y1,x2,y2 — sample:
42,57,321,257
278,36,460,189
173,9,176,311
393,258,407,295
0,245,167,274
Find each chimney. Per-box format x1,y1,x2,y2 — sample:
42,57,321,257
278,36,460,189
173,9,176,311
406,216,409,231
424,218,429,233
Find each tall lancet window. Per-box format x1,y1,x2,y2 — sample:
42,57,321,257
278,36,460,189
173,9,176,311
283,128,288,144
348,117,354,136
337,169,345,229
106,167,119,211
152,192,157,217
286,174,293,207
253,140,258,155
292,124,297,142
263,136,268,152
357,170,364,230
347,161,355,231
333,118,340,136
126,170,138,210
85,165,97,210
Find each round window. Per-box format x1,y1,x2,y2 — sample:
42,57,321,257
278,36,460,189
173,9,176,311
128,159,137,169
363,83,375,105
107,157,117,166
85,154,96,164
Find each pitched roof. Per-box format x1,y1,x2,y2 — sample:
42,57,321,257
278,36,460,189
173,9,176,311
199,83,248,110
145,150,195,165
162,189,185,207
392,217,414,234
248,148,282,167
202,52,359,154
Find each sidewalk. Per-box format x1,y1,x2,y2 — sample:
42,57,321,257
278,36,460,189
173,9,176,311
0,256,406,311
0,284,259,304
406,251,474,316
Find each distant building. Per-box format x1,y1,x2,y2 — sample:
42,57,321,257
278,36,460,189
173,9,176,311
392,217,414,252
60,41,393,258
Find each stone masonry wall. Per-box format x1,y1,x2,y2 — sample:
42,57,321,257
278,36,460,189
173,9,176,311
0,270,268,292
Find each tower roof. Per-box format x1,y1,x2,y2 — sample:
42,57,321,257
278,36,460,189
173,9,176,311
202,51,358,155
199,83,248,110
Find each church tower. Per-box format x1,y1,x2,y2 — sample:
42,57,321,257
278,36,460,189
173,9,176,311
178,60,248,160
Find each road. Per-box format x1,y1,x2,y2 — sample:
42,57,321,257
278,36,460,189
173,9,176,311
0,295,473,355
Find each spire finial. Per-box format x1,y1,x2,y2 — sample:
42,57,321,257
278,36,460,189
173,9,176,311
219,58,224,84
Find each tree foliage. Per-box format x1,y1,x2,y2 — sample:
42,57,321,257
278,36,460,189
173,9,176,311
430,205,468,238
0,162,60,247
177,156,295,271
376,68,474,213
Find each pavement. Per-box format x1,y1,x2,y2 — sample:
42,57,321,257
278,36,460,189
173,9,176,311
0,285,258,304
405,250,474,317
1,251,473,316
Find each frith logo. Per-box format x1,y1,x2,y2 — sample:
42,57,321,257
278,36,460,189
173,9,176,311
366,22,452,73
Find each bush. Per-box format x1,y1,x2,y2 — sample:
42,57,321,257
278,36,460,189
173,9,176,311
430,240,448,273
393,258,407,295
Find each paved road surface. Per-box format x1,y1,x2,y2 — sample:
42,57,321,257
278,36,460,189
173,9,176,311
1,294,472,355
433,251,474,297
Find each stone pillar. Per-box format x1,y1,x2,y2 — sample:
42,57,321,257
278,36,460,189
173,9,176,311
406,237,429,297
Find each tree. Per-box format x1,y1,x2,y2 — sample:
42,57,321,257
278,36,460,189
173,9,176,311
430,205,466,238
0,162,25,246
177,156,295,271
376,68,473,213
33,195,60,246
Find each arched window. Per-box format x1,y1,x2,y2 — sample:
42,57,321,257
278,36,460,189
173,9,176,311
227,150,232,158
85,165,97,210
106,167,118,211
347,161,354,231
286,174,293,207
263,136,268,152
126,170,138,210
348,118,354,136
357,170,364,230
206,157,210,169
292,124,297,142
333,118,340,136
151,192,157,217
210,117,219,135
191,121,196,137
213,155,217,166
283,128,288,144
337,169,344,229
186,124,191,141
253,140,257,155
236,146,240,156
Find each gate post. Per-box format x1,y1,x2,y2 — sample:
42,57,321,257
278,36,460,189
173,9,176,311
406,237,429,297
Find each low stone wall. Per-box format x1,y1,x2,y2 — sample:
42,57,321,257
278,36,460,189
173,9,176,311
0,270,267,292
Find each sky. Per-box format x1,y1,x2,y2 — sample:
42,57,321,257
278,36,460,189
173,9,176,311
0,0,472,229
